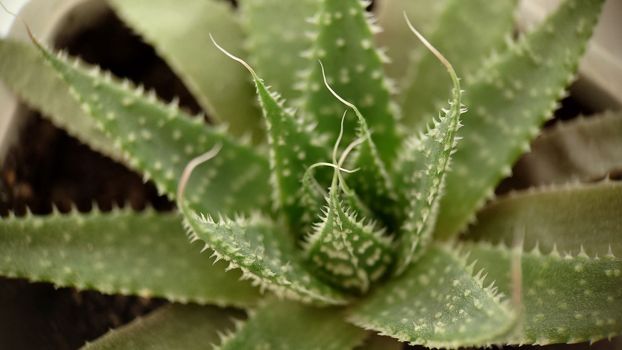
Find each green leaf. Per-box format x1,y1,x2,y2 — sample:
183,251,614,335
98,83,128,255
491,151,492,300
513,111,622,187
213,43,329,232
349,245,515,348
393,26,464,274
109,0,263,140
347,109,399,229
467,181,622,258
84,304,241,350
318,64,397,227
302,0,401,165
0,210,260,307
304,180,393,294
0,39,121,162
219,298,366,350
375,0,448,84
400,0,517,130
436,0,606,239
466,242,622,345
181,205,349,305
32,40,271,216
239,0,319,102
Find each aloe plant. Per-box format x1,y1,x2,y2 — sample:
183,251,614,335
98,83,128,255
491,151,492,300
0,0,620,348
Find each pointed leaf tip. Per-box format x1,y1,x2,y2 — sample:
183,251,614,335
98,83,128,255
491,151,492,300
393,23,464,274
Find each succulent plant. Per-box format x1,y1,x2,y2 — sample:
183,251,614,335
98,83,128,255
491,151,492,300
0,0,620,348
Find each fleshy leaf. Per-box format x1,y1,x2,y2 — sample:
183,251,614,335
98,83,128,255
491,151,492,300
436,0,605,239
393,24,464,274
467,181,622,257
181,206,349,305
302,0,401,165
240,0,319,102
375,0,448,84
349,245,515,348
0,39,121,162
84,304,241,349
467,242,622,345
400,0,517,130
347,106,399,229
304,180,393,294
109,0,263,140
512,111,622,188
32,39,271,216
219,299,366,350
319,64,398,228
212,42,329,232
0,209,260,307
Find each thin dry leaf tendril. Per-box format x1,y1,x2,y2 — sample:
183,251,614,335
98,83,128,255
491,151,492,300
177,144,223,205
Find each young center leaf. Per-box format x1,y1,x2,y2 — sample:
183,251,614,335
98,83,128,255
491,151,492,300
319,61,399,229
211,38,330,233
304,169,393,294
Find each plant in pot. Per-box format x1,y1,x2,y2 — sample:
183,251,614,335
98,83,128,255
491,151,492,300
0,0,620,349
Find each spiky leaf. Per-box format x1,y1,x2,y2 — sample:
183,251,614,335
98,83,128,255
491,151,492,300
436,0,605,238
0,39,120,162
219,299,366,349
304,183,393,294
513,111,622,187
214,46,329,231
467,181,622,257
393,110,463,273
0,210,259,307
252,75,329,231
393,29,464,274
400,0,517,130
181,206,349,305
84,304,241,349
349,245,515,348
348,111,399,228
467,242,622,345
303,0,401,165
240,0,319,102
32,40,271,215
109,0,263,140
375,0,447,83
